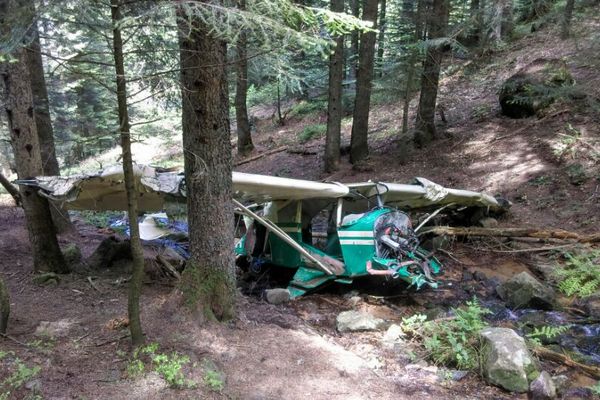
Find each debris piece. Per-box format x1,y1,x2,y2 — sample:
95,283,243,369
264,288,291,305
336,310,385,332
480,327,539,392
496,271,556,310
529,371,557,400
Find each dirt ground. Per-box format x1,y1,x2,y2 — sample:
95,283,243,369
2,13,600,400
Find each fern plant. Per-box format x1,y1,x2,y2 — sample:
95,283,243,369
553,250,600,298
420,298,491,370
526,325,570,347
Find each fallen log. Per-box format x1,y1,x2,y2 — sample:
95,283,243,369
234,146,287,166
0,172,21,206
533,346,600,379
421,226,600,243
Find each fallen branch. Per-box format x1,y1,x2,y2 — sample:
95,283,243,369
156,254,181,280
286,146,318,155
421,226,600,243
234,146,287,166
0,172,21,206
533,346,600,379
1,333,29,347
87,276,102,292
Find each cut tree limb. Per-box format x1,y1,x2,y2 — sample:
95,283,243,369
234,146,287,166
421,226,600,243
533,346,600,379
0,172,21,206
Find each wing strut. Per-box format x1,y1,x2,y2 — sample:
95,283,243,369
232,199,334,275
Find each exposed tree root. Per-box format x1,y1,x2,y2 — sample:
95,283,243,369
533,346,600,379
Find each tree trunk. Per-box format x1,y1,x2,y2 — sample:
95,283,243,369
110,0,145,346
414,0,448,147
561,0,575,39
348,0,360,85
401,49,418,135
415,0,426,40
1,25,67,274
376,0,387,77
24,2,73,233
324,0,345,173
0,274,8,334
235,0,254,156
177,2,236,322
350,0,379,165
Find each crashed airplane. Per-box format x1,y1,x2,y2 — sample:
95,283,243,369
17,165,509,297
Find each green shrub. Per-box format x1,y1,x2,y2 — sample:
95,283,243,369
289,100,326,118
553,249,600,297
127,342,196,388
298,124,326,143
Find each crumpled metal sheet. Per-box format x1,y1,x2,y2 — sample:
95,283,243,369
17,164,508,213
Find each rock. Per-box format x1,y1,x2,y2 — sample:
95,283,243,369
478,217,499,228
381,324,405,349
562,387,594,399
347,296,362,308
499,58,573,119
450,370,469,381
336,310,384,332
530,371,556,399
496,271,556,309
480,327,539,392
34,319,75,338
62,243,82,266
551,374,569,396
581,294,600,319
265,288,290,305
25,378,42,392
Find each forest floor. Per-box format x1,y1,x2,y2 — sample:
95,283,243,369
2,12,600,400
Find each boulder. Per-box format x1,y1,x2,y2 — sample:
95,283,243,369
480,327,539,392
381,323,405,349
265,288,291,305
499,58,573,119
530,371,556,400
496,271,556,309
336,310,384,332
581,294,600,319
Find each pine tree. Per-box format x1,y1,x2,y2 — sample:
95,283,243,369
1,0,67,274
350,0,379,165
177,1,236,321
324,0,345,172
